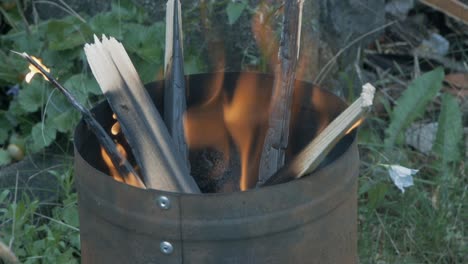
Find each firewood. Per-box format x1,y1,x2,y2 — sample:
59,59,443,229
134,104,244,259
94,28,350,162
84,35,200,193
257,0,304,186
12,51,145,188
164,0,189,167
260,83,376,186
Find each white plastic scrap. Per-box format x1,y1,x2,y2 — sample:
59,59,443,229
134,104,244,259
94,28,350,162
418,33,450,56
383,164,417,193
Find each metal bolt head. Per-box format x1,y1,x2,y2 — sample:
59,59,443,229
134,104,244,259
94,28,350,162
160,241,173,255
157,196,171,210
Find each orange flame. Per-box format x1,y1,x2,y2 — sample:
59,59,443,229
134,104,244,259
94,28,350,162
100,144,125,183
25,56,50,83
345,118,363,135
223,74,270,190
183,73,229,157
183,73,271,191
101,113,144,188
100,143,144,188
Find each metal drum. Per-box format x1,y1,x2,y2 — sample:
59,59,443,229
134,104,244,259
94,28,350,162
74,72,359,264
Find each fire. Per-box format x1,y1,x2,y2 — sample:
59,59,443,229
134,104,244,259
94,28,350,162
100,145,125,183
345,118,363,135
101,114,144,188
183,73,271,191
100,144,143,188
223,74,270,190
25,56,50,83
111,122,120,136
183,73,229,156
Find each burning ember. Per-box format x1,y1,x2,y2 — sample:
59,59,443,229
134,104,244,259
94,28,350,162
100,114,145,188
25,56,50,83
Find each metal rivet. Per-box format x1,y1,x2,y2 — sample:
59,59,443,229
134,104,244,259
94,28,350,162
160,241,173,255
157,196,171,210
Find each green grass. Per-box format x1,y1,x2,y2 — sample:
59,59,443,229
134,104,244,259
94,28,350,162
358,141,466,263
0,167,80,263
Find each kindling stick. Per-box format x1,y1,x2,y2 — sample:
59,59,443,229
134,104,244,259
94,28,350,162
257,0,304,186
84,35,200,193
12,51,145,188
164,0,189,166
260,83,376,187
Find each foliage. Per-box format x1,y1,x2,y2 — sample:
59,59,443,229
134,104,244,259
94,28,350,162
0,168,80,263
226,0,248,25
0,1,466,264
358,67,466,263
433,94,463,165
0,0,204,163
384,67,445,148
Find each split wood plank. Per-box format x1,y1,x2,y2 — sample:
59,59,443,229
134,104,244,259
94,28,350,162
84,35,200,193
260,83,376,187
164,0,189,166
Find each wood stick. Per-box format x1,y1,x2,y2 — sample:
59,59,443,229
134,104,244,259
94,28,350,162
164,0,189,167
419,0,468,25
12,51,145,188
260,83,376,187
257,0,304,186
84,35,200,193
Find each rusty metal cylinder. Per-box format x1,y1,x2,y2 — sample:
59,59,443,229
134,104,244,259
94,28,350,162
74,72,359,264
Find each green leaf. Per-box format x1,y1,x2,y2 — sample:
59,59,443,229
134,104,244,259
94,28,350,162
0,149,12,166
44,90,73,121
110,0,142,20
90,12,122,38
130,55,161,84
2,29,44,53
0,190,10,204
40,49,82,75
384,68,444,148
433,94,463,164
52,110,80,133
30,122,57,152
367,182,388,209
0,112,12,145
63,74,92,105
60,206,79,227
82,76,102,95
18,80,46,113
0,50,26,85
46,17,92,50
226,0,247,25
123,22,164,61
